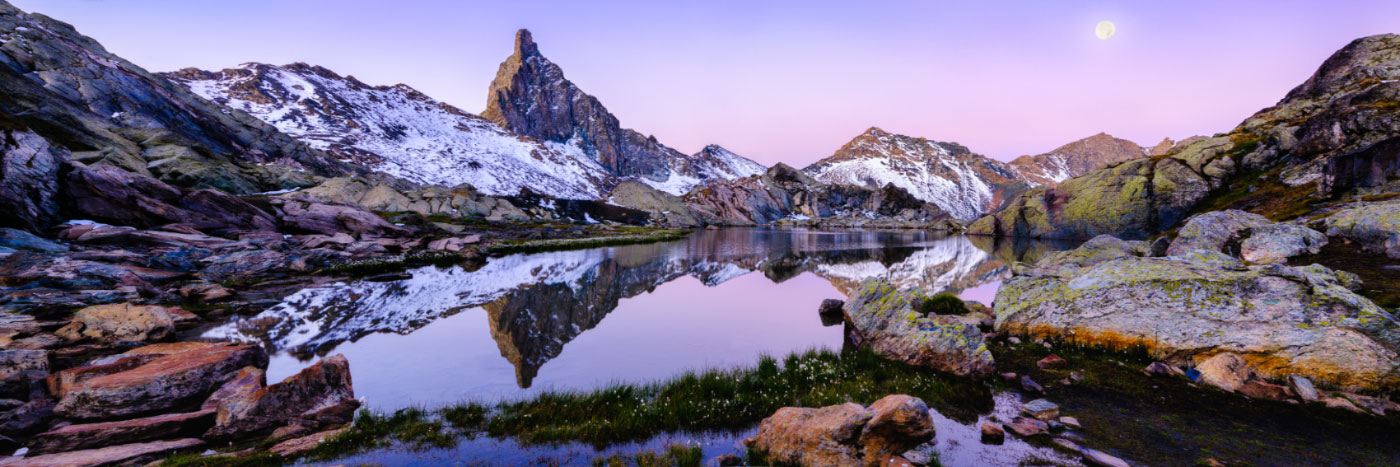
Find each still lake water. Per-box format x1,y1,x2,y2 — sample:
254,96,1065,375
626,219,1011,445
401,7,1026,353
202,228,1078,464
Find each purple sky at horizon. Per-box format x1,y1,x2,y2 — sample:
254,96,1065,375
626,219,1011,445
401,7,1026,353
15,1,1400,166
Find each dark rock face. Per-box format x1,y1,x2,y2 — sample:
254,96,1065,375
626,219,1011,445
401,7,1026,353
62,164,278,236
483,30,672,180
0,126,66,233
0,1,359,194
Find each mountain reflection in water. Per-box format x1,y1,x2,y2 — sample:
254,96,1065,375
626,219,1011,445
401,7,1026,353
204,228,1073,406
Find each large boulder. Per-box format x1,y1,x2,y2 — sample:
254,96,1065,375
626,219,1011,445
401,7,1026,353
1321,199,1400,258
995,235,1400,391
746,395,934,467
54,303,175,344
1239,223,1327,264
842,279,994,378
52,343,267,419
204,354,355,439
1166,210,1326,264
1166,210,1271,256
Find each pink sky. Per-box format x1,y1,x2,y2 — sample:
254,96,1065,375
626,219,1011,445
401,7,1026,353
14,1,1400,166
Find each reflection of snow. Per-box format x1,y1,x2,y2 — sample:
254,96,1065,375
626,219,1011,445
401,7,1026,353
815,235,1008,295
205,230,1024,360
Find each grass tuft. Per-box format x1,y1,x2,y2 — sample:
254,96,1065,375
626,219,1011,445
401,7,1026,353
920,293,969,316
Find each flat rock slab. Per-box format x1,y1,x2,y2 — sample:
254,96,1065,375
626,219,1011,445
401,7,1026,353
27,409,214,454
1021,399,1060,421
269,427,346,457
54,343,266,420
0,438,204,466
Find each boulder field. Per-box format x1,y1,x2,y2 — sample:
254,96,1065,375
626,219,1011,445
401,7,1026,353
0,297,357,464
994,210,1400,392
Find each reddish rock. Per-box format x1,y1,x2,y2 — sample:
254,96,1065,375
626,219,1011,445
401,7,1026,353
747,402,870,466
1004,416,1050,438
1036,354,1067,370
47,355,162,399
201,367,266,411
980,422,1004,444
269,427,346,457
26,409,214,454
53,343,267,420
206,355,354,439
0,438,204,466
1239,380,1292,401
748,395,935,467
859,395,936,462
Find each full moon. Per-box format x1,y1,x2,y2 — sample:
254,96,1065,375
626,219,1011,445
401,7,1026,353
1095,20,1116,40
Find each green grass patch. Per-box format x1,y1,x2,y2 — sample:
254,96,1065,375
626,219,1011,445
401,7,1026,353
167,348,987,466
920,293,969,316
321,250,472,277
485,230,694,256
591,443,703,467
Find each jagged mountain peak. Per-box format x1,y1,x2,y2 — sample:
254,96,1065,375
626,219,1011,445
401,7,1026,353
514,28,540,57
481,28,761,195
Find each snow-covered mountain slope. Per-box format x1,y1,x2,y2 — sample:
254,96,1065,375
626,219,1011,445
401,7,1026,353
162,63,617,199
1007,132,1148,186
802,127,1029,220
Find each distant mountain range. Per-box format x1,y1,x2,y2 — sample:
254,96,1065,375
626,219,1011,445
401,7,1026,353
162,29,1156,221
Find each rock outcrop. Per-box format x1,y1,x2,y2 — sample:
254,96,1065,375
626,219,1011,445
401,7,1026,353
0,0,358,199
973,34,1400,241
745,395,935,467
841,279,994,379
995,221,1400,391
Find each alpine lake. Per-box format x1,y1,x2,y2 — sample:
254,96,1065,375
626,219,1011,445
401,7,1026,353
189,228,1400,466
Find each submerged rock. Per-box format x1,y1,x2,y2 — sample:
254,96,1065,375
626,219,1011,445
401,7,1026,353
995,230,1400,391
746,394,935,467
842,279,994,378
